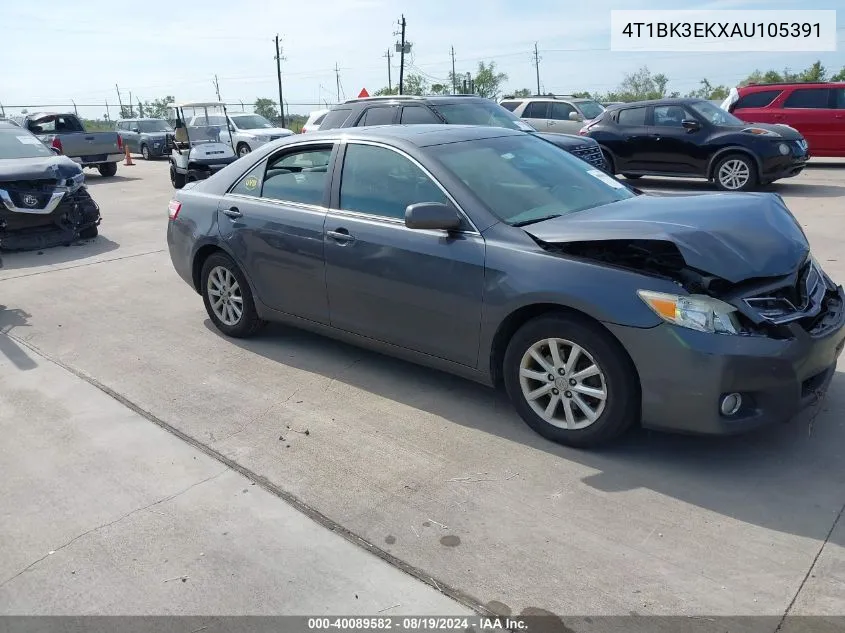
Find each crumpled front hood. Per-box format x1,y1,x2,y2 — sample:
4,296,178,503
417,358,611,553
524,192,809,283
0,155,83,182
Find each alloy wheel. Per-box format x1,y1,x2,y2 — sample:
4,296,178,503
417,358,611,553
717,159,750,190
207,265,244,326
518,338,608,430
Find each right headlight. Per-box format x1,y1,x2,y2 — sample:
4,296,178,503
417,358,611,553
638,290,741,335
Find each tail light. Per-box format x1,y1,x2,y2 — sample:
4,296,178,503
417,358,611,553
117,134,123,150
51,137,63,153
168,199,182,220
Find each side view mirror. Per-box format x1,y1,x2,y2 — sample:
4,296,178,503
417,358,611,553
405,202,461,231
132,127,140,133
568,112,583,121
681,119,701,132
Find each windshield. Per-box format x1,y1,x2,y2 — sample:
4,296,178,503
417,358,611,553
0,128,54,159
689,101,744,126
432,102,536,132
191,115,227,127
430,134,634,226
138,120,172,133
231,115,273,129
576,100,605,120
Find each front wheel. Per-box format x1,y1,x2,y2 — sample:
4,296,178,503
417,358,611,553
170,164,186,189
237,143,251,157
503,314,639,448
201,252,265,338
141,144,151,160
97,162,117,177
714,154,758,191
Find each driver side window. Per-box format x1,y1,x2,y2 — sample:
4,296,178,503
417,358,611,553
653,105,691,127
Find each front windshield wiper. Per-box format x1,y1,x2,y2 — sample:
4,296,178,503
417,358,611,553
511,213,562,227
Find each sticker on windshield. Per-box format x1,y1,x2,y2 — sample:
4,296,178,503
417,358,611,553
587,169,625,189
501,152,515,160
514,121,534,132
17,135,42,145
244,175,259,190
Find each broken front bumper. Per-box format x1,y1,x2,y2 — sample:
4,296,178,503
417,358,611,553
0,186,101,251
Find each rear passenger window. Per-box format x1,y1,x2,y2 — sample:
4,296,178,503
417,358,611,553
317,108,352,130
357,106,398,126
400,106,440,124
340,144,447,220
784,89,831,109
230,146,333,205
617,107,647,126
733,90,783,109
522,102,549,118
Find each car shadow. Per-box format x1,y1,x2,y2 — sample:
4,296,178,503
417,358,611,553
203,320,845,546
84,174,143,184
806,161,845,170
634,177,845,198
0,306,36,371
0,235,120,271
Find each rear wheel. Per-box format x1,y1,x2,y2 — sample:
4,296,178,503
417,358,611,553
622,174,642,180
170,164,185,189
503,314,639,448
97,162,117,177
141,144,151,160
714,153,758,191
201,252,265,338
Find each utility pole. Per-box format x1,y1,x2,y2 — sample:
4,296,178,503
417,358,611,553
334,63,341,102
115,84,124,117
384,49,393,92
451,46,457,94
396,15,407,95
533,42,542,96
274,35,286,126
213,74,222,101
105,100,110,121
129,91,134,117
71,100,78,116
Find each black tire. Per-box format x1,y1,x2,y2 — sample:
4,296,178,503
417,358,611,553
236,143,251,158
170,164,185,189
200,252,265,338
713,153,758,192
79,226,98,239
622,173,642,180
502,313,639,448
97,162,117,177
141,144,151,160
600,149,615,175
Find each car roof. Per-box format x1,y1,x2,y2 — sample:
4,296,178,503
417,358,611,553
117,117,168,121
739,82,840,91
603,98,711,110
340,95,491,106
296,123,522,147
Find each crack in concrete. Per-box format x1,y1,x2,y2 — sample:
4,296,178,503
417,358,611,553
0,249,165,283
0,468,227,589
774,501,845,633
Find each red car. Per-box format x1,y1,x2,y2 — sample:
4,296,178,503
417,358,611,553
723,82,845,157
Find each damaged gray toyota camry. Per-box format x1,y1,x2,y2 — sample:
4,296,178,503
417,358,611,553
167,125,845,447
0,120,100,251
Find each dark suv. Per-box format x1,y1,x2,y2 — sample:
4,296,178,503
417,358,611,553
318,95,608,171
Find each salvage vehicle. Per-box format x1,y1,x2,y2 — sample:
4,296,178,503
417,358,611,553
318,95,609,172
166,125,844,448
188,111,293,157
0,120,100,250
116,117,174,160
168,102,238,189
16,112,123,177
583,98,809,191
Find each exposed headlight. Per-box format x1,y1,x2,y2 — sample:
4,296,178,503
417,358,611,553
743,126,781,138
638,290,741,335
778,143,790,155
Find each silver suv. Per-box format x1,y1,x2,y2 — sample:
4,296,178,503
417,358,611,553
499,96,606,134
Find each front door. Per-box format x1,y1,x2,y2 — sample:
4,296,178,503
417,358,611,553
610,105,651,172
217,143,336,324
644,104,710,174
323,142,485,368
546,101,582,134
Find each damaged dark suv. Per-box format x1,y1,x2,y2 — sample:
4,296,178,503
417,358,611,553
167,125,845,447
0,120,100,250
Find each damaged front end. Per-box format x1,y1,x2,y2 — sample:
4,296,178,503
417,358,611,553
536,237,843,340
0,171,100,251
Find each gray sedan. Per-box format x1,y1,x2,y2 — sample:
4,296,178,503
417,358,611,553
167,125,845,447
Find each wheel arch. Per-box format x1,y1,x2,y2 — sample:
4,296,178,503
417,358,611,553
488,302,641,395
707,147,762,181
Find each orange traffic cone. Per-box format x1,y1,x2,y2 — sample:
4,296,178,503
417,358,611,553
124,142,134,166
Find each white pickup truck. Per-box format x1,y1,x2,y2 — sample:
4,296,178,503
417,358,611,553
17,112,123,177
187,112,293,157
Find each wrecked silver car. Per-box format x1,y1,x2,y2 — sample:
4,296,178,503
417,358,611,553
0,120,100,250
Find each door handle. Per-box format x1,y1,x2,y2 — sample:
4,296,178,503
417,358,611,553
327,229,355,244
222,206,242,219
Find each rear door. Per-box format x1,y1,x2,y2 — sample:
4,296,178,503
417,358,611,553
607,105,651,172
323,141,485,367
519,101,550,131
780,88,835,155
399,105,442,124
217,142,336,324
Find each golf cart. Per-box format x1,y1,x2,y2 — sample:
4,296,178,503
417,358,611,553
168,101,238,189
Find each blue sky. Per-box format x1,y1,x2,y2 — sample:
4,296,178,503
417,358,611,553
1,0,842,118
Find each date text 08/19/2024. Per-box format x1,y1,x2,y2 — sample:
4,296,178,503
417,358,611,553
307,617,529,630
